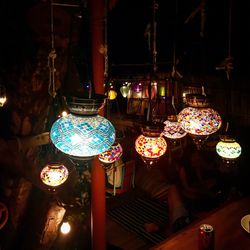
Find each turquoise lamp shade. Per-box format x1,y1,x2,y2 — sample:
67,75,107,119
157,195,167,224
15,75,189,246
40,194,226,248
50,95,116,159
50,114,115,158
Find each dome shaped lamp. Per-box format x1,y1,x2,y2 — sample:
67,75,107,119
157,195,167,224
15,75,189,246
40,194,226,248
98,142,123,170
162,115,187,144
135,123,167,167
50,94,116,162
216,136,242,166
40,163,69,190
178,94,222,149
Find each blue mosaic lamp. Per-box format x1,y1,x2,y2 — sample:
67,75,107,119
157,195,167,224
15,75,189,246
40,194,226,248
50,94,116,159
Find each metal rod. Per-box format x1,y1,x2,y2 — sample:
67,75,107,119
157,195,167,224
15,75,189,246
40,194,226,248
52,3,80,8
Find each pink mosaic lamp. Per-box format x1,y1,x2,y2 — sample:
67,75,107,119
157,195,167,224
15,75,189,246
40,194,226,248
98,142,123,170
178,94,222,149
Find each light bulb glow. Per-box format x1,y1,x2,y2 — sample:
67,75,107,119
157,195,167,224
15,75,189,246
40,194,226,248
50,114,115,157
40,164,69,187
178,107,222,136
216,140,241,160
60,222,71,234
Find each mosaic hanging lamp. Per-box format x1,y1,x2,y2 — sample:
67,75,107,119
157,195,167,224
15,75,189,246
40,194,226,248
40,163,69,187
162,115,187,140
98,142,123,164
135,123,167,167
178,94,222,149
132,82,143,93
216,135,242,166
120,82,130,98
50,94,116,160
108,89,117,100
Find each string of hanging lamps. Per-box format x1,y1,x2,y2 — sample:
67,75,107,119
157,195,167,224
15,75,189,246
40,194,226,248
41,0,116,187
215,0,242,166
135,0,167,168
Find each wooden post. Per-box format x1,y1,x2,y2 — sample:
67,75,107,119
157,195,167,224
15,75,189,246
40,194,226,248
88,0,106,249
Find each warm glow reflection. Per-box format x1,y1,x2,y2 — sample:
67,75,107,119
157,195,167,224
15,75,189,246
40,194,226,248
178,107,222,136
135,135,167,159
216,140,241,159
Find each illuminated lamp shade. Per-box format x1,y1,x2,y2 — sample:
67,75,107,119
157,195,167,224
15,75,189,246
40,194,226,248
132,82,143,93
158,85,165,98
0,84,7,107
216,136,241,164
120,83,130,98
98,142,123,164
108,89,117,100
135,124,167,167
40,163,69,187
50,95,116,159
178,107,222,136
162,115,187,140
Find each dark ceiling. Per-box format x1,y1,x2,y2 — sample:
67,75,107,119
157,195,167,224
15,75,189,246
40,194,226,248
0,0,249,81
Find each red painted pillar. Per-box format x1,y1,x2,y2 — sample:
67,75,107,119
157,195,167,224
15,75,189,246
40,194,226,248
88,0,106,250
89,0,105,95
91,157,106,250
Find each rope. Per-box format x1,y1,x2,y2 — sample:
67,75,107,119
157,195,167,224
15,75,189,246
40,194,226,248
48,0,57,98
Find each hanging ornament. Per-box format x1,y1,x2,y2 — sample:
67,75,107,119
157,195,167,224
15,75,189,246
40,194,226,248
120,82,130,98
108,89,117,100
135,123,167,167
216,135,242,166
132,82,143,93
